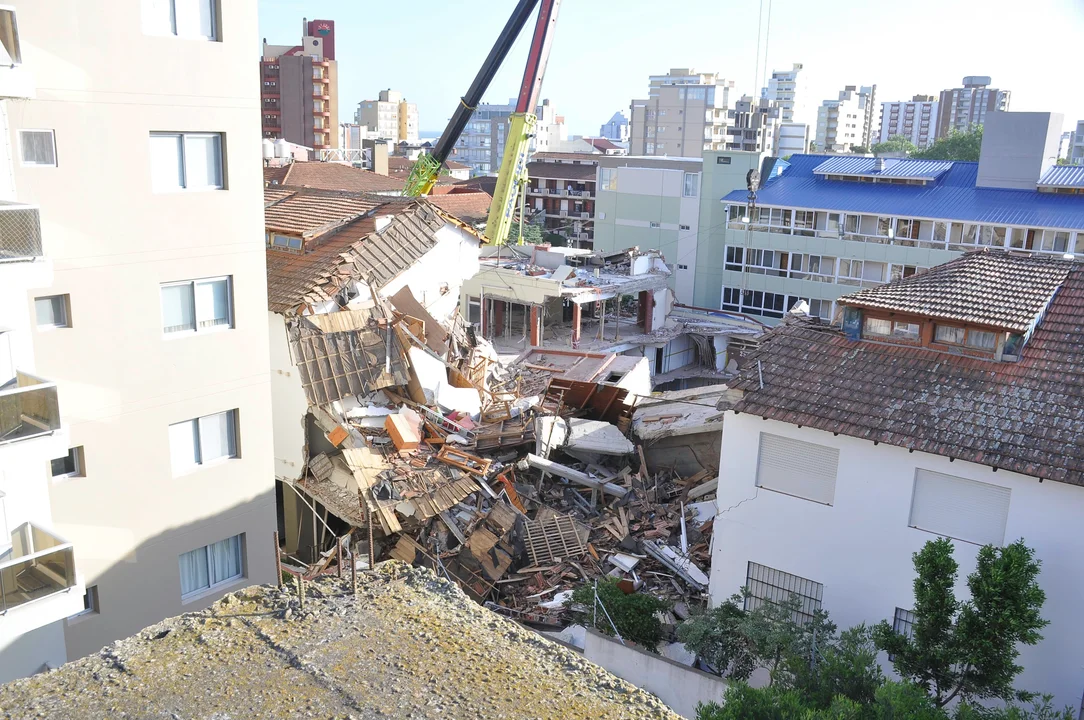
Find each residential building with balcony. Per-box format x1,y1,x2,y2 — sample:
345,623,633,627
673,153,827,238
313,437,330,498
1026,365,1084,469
527,153,598,247
5,0,277,676
716,112,1083,324
935,76,1009,139
878,95,939,149
761,64,809,157
355,89,418,145
815,85,877,153
726,95,781,154
1071,120,1084,165
451,99,562,176
629,68,735,157
591,155,704,304
261,18,340,151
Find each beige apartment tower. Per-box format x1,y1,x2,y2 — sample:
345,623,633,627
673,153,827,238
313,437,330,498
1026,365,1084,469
630,68,735,157
3,0,277,672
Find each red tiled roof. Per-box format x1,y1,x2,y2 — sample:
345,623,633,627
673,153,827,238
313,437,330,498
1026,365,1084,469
266,201,448,314
445,160,470,170
452,176,498,195
263,188,385,237
840,250,1074,333
588,138,621,151
429,191,492,226
733,256,1084,485
274,160,405,193
264,165,291,186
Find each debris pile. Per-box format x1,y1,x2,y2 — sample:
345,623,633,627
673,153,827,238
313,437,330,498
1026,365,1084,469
279,284,720,641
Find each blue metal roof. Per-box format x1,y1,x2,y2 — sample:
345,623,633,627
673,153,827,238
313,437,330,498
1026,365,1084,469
813,156,953,180
1038,165,1084,188
722,154,1084,229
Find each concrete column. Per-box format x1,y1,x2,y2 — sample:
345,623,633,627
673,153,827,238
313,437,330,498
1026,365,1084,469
530,305,541,347
642,290,654,334
494,301,505,338
638,290,648,329
571,302,582,348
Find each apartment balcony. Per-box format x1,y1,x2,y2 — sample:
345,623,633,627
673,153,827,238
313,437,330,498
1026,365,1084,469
0,203,42,263
0,523,82,626
579,212,591,219
313,59,330,67
0,373,60,446
313,91,331,100
528,187,548,195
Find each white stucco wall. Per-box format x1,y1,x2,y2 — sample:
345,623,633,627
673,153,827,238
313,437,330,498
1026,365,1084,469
710,412,1084,710
380,223,480,325
268,312,307,483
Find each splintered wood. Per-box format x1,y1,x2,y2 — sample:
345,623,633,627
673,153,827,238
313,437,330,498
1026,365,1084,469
523,514,587,566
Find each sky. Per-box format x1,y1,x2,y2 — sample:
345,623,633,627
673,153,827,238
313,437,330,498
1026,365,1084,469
258,0,1084,139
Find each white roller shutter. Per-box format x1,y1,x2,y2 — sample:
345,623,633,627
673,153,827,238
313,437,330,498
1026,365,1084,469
755,433,839,505
909,469,1010,546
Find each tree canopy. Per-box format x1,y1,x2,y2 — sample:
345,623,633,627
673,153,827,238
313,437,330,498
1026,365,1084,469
870,135,918,156
912,126,983,161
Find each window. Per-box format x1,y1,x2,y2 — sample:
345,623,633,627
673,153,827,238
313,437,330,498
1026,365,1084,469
34,295,70,329
755,432,839,505
169,409,238,475
268,234,302,251
839,259,863,281
934,324,966,345
161,277,232,334
965,329,996,351
909,469,1010,546
19,131,57,167
179,534,244,598
683,173,699,197
1041,230,1071,254
143,0,217,40
724,246,743,271
891,322,920,340
889,607,916,661
150,132,224,192
0,8,21,65
864,317,892,337
599,168,617,191
745,562,824,625
50,446,85,479
71,585,100,618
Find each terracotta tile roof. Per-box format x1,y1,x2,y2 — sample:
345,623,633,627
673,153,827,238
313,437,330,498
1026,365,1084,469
263,188,384,237
452,176,498,195
732,261,1084,485
263,165,291,186
388,156,467,180
587,138,621,151
274,160,405,193
527,161,598,182
840,250,1075,332
266,200,449,314
428,191,492,226
445,160,470,170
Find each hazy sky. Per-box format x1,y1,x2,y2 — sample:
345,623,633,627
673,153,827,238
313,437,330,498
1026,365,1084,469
258,0,1084,138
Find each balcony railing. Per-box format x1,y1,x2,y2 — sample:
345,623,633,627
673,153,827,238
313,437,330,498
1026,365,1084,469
0,523,77,614
0,203,43,263
0,372,60,445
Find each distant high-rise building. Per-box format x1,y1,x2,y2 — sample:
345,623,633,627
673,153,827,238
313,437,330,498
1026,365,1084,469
815,85,876,153
629,68,735,156
727,95,781,154
935,76,1010,139
1072,120,1084,165
355,89,419,145
761,64,809,156
451,99,563,176
878,95,939,149
599,112,630,143
261,18,340,151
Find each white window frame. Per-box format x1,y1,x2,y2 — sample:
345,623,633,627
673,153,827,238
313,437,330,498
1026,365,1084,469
179,534,245,601
18,129,57,167
160,276,233,337
149,132,225,192
683,172,699,198
169,409,239,476
142,0,218,41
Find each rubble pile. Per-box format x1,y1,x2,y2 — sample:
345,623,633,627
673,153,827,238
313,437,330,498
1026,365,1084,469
280,285,719,640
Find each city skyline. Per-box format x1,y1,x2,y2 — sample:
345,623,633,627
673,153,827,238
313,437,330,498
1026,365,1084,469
258,0,1084,139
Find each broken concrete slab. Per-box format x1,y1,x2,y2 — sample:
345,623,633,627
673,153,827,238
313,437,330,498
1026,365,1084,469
536,416,636,458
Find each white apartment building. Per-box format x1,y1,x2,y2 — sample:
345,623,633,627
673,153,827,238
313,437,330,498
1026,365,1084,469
878,95,939,149
761,63,804,124
1071,120,1084,165
2,0,277,675
815,85,877,152
355,89,419,145
711,251,1084,711
629,68,735,157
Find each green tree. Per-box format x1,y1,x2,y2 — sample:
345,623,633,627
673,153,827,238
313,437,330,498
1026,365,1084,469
676,595,758,680
850,145,871,155
569,578,669,652
508,217,544,244
912,126,983,161
788,624,884,710
873,538,1049,708
871,135,918,156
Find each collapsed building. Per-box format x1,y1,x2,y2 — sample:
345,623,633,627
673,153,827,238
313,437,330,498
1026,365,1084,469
261,184,760,650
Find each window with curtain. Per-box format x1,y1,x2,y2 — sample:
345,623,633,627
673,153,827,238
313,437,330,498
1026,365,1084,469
161,277,232,334
149,132,224,191
683,173,699,197
179,534,243,598
169,410,237,475
143,0,217,40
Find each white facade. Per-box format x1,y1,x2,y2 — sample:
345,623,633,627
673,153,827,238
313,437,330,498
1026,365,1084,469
710,412,1084,710
761,63,805,124
354,90,417,145
879,96,939,148
7,0,278,673
776,123,809,156
1071,120,1084,165
815,85,876,152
